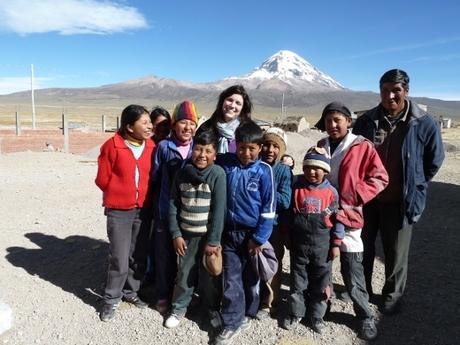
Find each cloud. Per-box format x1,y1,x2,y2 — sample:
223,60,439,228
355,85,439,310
0,0,148,35
338,37,460,61
405,54,460,64
0,77,49,95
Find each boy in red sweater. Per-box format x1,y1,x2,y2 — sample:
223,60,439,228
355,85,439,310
316,102,389,340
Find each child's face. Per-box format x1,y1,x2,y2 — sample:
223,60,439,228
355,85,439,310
127,113,153,141
281,156,294,168
152,115,170,141
192,143,216,170
173,119,196,143
325,111,351,141
222,93,244,122
236,142,261,166
303,165,327,184
261,140,280,165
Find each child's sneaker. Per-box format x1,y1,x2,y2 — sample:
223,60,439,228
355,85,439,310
240,317,251,332
359,317,378,340
213,327,241,345
99,303,119,322
281,316,301,330
310,317,325,334
164,313,181,328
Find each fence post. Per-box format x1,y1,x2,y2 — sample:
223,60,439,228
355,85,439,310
15,111,21,136
116,116,120,131
102,115,106,133
62,112,69,153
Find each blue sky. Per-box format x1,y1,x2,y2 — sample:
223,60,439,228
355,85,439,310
1,0,459,100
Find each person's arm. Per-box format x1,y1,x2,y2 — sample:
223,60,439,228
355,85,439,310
423,118,445,182
168,171,182,240
95,139,114,191
206,167,227,247
276,165,293,212
252,165,276,246
354,141,389,205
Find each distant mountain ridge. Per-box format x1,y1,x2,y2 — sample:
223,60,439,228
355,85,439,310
1,50,459,120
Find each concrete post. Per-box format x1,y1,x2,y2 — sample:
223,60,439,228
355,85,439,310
62,112,69,153
15,111,21,136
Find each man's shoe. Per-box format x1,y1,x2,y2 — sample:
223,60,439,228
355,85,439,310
99,303,118,322
123,295,148,308
213,327,241,345
164,313,181,328
382,298,401,315
360,317,378,340
310,317,325,334
281,316,301,330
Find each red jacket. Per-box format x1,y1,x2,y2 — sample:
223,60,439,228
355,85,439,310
318,135,389,229
95,133,155,209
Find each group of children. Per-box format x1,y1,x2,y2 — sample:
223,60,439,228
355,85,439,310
95,92,389,344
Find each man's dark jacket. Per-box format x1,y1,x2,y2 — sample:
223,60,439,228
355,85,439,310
352,100,444,225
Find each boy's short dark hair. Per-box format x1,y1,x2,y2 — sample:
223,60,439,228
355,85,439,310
235,120,263,145
193,129,217,150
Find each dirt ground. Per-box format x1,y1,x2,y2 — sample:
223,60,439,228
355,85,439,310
0,128,459,345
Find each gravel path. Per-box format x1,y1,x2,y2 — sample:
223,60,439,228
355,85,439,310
0,132,459,345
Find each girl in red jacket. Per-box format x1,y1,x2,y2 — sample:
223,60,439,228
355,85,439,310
95,104,155,322
316,102,388,341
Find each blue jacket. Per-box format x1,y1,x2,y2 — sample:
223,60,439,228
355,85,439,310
152,137,193,221
353,101,444,225
218,154,276,245
272,162,293,226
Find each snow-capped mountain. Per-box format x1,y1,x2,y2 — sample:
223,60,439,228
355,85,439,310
224,50,343,89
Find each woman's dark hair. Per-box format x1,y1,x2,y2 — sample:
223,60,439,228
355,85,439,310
210,85,252,124
193,129,218,150
150,106,171,124
118,104,149,137
235,119,263,145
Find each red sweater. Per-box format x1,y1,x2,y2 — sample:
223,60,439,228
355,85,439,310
318,136,389,229
95,133,155,209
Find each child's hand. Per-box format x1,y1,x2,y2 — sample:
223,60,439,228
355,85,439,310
173,237,187,256
248,239,263,256
204,244,219,256
329,247,340,261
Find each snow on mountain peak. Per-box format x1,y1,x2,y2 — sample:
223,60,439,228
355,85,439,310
228,50,343,89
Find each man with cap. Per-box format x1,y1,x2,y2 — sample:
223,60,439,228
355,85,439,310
258,127,293,317
353,69,444,314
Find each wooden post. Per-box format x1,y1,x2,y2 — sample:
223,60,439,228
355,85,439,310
62,112,69,153
116,116,120,131
102,115,106,133
15,111,21,136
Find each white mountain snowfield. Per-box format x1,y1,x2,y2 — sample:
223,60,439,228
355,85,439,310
224,50,343,89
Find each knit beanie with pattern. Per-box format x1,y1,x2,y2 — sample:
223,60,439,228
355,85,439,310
302,146,331,173
172,100,198,125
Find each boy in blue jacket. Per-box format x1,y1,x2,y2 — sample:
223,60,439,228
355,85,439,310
214,120,276,345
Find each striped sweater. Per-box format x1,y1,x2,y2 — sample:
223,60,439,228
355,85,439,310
169,163,227,245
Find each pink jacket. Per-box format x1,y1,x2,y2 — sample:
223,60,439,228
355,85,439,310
318,136,388,229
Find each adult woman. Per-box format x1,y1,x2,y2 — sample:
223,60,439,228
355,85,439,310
197,84,252,153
